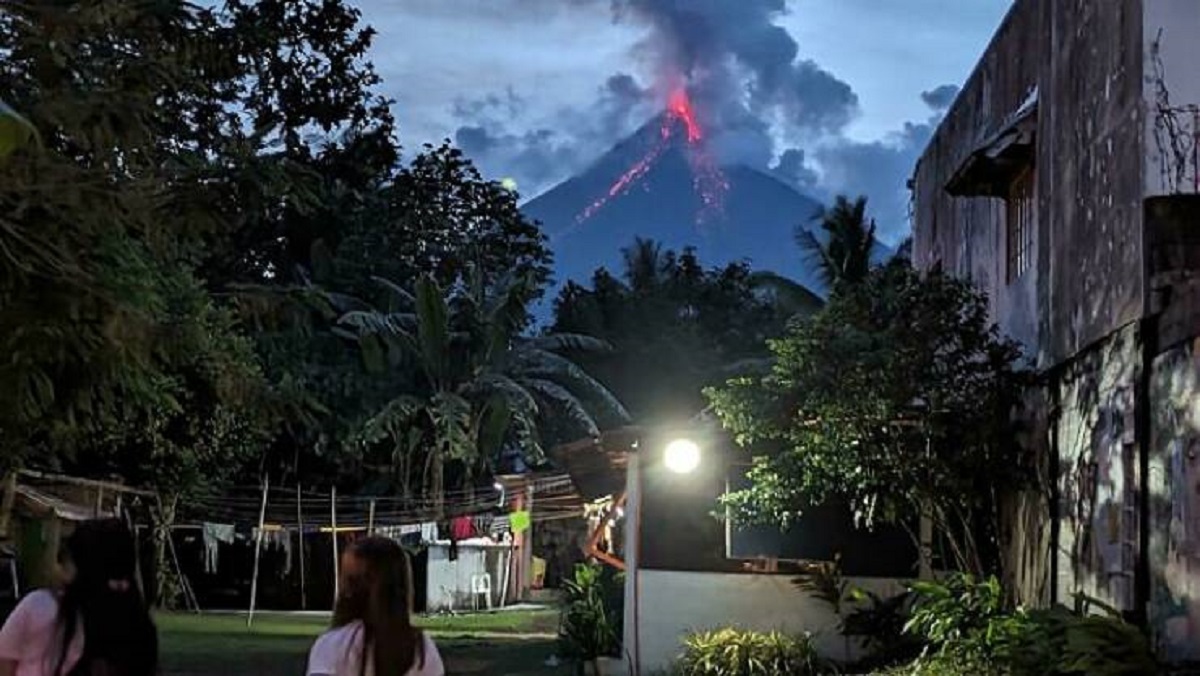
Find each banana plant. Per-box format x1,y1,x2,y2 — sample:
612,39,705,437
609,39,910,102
338,270,628,509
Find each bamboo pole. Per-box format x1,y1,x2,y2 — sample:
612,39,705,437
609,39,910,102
247,476,270,628
297,482,307,611
367,499,376,536
331,486,339,603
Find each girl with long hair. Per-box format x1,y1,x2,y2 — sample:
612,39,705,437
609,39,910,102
0,518,158,676
307,537,443,676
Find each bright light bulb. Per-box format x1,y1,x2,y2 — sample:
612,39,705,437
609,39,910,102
664,438,701,474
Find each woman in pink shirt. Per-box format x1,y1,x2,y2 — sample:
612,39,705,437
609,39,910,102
0,519,157,676
307,537,443,676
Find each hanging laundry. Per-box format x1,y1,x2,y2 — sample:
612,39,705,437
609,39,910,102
202,523,235,574
510,510,532,535
268,530,293,577
420,522,438,543
490,516,510,536
451,516,473,541
472,514,494,539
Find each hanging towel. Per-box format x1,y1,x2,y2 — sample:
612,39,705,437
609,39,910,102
201,523,235,574
451,516,474,541
420,522,438,543
510,510,532,535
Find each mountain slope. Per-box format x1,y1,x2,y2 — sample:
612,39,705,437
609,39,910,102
523,113,827,296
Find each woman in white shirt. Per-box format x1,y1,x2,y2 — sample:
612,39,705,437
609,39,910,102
307,537,443,676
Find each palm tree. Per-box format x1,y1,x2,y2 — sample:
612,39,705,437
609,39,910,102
797,195,878,290
621,237,671,292
337,271,628,511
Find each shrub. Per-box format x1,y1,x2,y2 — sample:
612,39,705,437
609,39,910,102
992,601,1158,676
903,575,1158,676
559,562,624,662
674,628,832,676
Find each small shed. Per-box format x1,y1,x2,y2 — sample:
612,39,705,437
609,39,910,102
424,537,514,612
0,471,153,592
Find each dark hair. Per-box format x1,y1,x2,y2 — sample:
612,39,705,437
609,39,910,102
332,537,424,676
55,519,158,676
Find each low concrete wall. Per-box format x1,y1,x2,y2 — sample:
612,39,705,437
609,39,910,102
629,569,904,673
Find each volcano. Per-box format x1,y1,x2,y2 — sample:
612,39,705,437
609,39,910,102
523,103,827,297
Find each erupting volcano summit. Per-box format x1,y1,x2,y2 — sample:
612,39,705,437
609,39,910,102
523,90,826,297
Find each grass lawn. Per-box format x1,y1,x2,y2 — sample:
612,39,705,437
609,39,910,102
158,610,569,676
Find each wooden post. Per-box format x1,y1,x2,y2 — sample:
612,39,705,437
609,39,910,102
296,482,307,611
0,472,17,540
367,499,376,536
166,525,200,614
247,476,270,628
331,486,339,603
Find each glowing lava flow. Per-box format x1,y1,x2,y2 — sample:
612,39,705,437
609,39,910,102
575,87,729,226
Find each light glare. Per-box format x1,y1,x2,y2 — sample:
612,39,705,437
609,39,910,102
664,438,701,474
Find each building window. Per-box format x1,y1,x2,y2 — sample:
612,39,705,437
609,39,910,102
1006,168,1035,283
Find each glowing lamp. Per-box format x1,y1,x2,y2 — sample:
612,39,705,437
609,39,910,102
664,438,701,474
500,177,518,192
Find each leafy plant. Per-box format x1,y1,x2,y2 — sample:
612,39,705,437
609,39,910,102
905,574,1006,653
842,590,921,667
675,628,832,676
560,562,624,666
903,576,1157,676
795,559,849,618
991,598,1157,676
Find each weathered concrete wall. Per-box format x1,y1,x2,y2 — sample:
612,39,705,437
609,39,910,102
1053,323,1142,613
913,0,1146,367
1144,0,1200,196
1000,385,1054,607
631,570,905,673
1147,197,1200,661
1042,0,1146,363
912,0,1043,363
1149,337,1200,662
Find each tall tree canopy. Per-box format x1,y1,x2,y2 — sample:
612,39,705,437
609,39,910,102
552,239,817,423
0,0,558,499
705,262,1031,574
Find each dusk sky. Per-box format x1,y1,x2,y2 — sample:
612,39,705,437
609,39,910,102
358,0,1013,241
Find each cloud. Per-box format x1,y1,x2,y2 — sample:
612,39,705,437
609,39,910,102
810,88,957,242
920,84,960,111
451,72,656,195
771,148,822,193
610,0,859,138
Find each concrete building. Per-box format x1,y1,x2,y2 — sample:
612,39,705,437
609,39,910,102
910,0,1200,662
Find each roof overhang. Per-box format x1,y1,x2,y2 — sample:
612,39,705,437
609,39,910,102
945,97,1038,198
546,426,640,502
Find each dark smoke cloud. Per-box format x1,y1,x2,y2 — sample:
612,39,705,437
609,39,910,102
812,91,956,241
921,84,960,111
451,73,655,196
772,148,821,193
611,0,858,137
443,0,959,245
